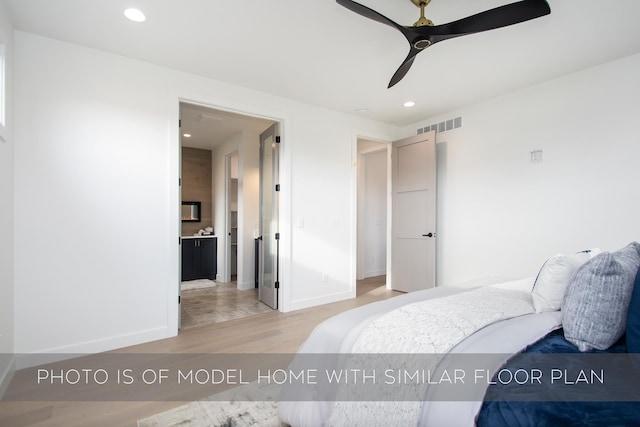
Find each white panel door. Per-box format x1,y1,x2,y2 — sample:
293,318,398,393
391,131,436,292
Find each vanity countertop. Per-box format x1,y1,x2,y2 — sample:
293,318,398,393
182,235,217,239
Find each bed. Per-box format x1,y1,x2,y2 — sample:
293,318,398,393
278,242,640,426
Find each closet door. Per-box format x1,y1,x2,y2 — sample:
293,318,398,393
391,131,436,292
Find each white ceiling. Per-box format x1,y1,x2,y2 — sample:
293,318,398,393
6,0,640,128
180,102,275,150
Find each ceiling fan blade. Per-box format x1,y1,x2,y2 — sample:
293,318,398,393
336,0,421,88
388,48,421,88
337,0,550,88
428,0,550,42
336,0,404,32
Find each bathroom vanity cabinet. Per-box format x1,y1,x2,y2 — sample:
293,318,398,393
181,236,217,281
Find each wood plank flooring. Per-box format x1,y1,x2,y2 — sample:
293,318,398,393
0,276,399,427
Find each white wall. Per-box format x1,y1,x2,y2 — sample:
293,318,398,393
401,53,640,286
0,0,14,394
213,133,242,284
212,130,261,290
14,31,398,354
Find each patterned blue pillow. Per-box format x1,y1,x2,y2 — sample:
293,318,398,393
626,266,640,353
562,242,640,351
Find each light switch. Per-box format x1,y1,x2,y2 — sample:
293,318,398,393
530,149,543,164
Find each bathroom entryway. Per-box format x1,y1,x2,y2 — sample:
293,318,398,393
178,102,279,330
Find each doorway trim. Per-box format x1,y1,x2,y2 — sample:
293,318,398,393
168,91,291,336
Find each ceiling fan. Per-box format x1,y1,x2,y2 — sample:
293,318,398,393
336,0,551,88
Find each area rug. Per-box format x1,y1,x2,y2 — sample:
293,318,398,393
137,382,285,427
181,279,217,291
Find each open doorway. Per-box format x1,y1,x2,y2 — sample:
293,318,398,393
179,102,277,330
356,138,390,294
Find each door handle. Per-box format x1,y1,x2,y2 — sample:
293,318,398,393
422,233,435,238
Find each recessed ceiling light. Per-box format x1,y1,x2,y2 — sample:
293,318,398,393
183,133,192,138
124,8,146,23
403,101,416,108
356,108,368,114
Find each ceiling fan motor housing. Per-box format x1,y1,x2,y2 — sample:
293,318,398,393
413,39,432,50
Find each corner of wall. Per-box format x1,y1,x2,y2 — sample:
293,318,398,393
0,0,15,398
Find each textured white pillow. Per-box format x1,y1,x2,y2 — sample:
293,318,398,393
531,252,591,312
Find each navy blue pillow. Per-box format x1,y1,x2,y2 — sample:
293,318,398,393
626,267,640,353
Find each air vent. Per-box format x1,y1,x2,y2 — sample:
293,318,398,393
417,116,462,135
196,113,225,124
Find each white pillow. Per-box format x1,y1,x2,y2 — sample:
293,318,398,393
531,251,593,312
490,277,536,293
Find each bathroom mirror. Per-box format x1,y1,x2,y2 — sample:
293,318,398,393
181,201,201,222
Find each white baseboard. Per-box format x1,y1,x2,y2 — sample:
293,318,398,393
289,290,354,312
362,269,386,279
15,326,171,369
236,281,256,291
0,355,15,399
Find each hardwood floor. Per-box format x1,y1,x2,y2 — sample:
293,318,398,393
0,276,399,427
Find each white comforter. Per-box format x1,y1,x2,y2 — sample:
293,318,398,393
279,278,563,427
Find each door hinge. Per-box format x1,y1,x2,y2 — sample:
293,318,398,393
275,184,280,192
179,178,182,186
275,281,280,289
275,233,280,240
179,119,182,128
275,136,281,143
178,295,181,303
178,237,182,245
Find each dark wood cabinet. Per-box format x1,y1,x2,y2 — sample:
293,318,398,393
181,237,217,281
